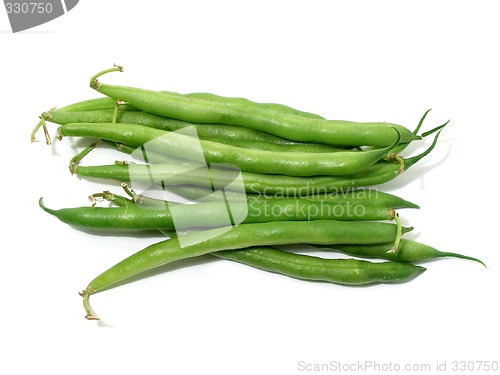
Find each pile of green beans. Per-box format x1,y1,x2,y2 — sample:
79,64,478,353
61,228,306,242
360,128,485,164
32,66,484,321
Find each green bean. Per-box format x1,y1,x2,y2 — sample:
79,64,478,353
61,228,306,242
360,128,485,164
90,67,420,147
58,122,399,177
123,182,419,209
80,219,409,319
39,191,398,232
211,247,425,285
103,139,343,178
316,239,485,265
33,71,325,144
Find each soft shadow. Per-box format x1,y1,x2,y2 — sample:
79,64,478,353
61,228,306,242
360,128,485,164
381,137,455,191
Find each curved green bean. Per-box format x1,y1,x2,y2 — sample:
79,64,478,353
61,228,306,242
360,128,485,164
90,68,419,147
122,182,419,209
212,247,425,285
39,195,397,231
81,219,408,319
58,122,399,176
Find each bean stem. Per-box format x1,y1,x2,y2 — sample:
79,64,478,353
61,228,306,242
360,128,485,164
88,191,111,207
31,113,51,144
387,213,402,253
69,141,101,174
386,153,405,174
90,65,124,90
112,99,129,124
79,289,99,320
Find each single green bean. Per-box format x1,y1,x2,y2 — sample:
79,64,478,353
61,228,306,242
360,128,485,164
124,183,419,209
103,140,347,175
316,239,485,265
39,194,398,231
90,68,420,147
212,247,425,285
58,122,399,177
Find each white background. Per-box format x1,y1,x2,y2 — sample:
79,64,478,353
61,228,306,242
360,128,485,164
1,1,499,374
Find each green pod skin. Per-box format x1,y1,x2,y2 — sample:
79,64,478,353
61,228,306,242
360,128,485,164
104,140,345,174
39,197,175,231
179,92,325,119
137,184,419,209
58,122,399,177
202,137,349,153
46,109,342,148
91,82,420,147
302,190,419,209
57,97,139,112
128,184,418,209
212,247,426,285
82,219,406,294
39,197,396,231
319,239,485,266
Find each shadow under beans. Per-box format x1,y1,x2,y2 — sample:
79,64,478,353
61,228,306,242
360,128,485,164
380,137,455,191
